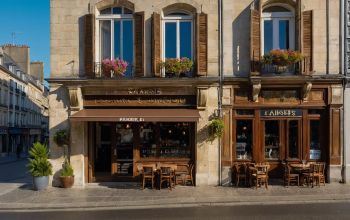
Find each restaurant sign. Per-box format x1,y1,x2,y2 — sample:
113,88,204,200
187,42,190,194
84,95,196,107
261,109,302,117
119,117,145,122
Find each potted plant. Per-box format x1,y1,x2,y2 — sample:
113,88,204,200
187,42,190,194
208,118,225,142
101,58,128,78
60,160,74,188
27,142,53,191
160,57,193,77
54,129,75,188
261,49,303,74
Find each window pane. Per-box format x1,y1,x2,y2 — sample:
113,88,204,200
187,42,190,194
288,120,298,159
140,123,157,158
180,21,192,59
100,20,111,60
265,120,279,160
123,20,134,77
114,20,121,59
236,120,252,160
159,123,191,158
310,120,321,160
165,22,177,58
112,7,122,14
264,20,273,54
279,20,289,49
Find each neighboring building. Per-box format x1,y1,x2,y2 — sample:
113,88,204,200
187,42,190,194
48,0,344,187
344,0,350,184
0,45,49,156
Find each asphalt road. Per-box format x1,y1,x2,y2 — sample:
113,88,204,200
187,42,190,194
1,202,350,220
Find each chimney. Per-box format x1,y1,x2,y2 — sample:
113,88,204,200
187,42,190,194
30,61,44,82
2,44,30,74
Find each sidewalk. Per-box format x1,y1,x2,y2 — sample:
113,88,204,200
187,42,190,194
0,182,349,211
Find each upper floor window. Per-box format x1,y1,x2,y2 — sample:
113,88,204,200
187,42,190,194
98,6,134,77
162,11,193,61
262,5,295,54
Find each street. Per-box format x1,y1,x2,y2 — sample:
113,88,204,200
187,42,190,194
0,202,349,220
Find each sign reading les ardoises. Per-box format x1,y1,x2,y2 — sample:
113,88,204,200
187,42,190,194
261,109,302,117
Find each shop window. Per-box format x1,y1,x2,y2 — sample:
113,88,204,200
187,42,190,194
262,6,295,54
140,122,192,159
98,7,134,76
309,120,321,160
235,120,253,160
288,120,298,159
264,120,280,160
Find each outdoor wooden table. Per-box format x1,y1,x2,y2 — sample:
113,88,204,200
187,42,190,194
289,163,310,186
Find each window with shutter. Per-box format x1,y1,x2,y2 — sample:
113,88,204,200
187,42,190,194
196,13,208,77
134,12,144,77
96,7,135,77
250,9,261,73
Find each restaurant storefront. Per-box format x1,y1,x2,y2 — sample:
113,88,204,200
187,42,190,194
60,82,217,186
221,77,343,183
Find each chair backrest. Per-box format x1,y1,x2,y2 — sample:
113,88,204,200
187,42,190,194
312,162,325,175
160,166,173,175
142,166,155,175
255,164,269,175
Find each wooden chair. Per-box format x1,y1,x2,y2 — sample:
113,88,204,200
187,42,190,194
160,166,175,190
141,166,155,189
251,164,270,189
232,163,248,187
303,162,325,187
175,163,194,186
283,163,299,187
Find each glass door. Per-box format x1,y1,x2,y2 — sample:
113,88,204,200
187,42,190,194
94,123,112,177
113,123,134,176
263,120,301,161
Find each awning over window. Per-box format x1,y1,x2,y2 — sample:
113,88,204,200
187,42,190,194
70,109,200,122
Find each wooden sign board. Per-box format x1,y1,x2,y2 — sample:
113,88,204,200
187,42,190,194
260,109,302,117
84,95,197,107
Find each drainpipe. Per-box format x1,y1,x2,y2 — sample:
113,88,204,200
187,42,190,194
326,0,330,75
218,0,224,186
341,0,346,183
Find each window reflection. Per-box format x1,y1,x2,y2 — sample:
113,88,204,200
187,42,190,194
310,120,321,160
236,120,252,160
265,121,279,160
288,120,298,159
140,122,192,159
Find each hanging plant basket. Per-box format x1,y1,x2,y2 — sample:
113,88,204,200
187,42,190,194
53,129,69,146
208,118,224,142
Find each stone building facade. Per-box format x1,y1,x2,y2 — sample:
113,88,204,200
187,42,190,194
0,45,49,156
49,0,344,187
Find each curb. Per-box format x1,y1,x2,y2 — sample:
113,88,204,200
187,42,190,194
0,196,349,212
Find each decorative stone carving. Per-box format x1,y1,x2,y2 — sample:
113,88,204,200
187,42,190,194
222,86,233,106
251,80,261,102
302,82,312,101
197,87,208,109
330,85,343,106
68,87,82,110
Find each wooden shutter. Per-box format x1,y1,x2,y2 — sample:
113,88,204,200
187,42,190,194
84,14,95,78
152,12,161,77
134,12,144,77
295,0,302,51
221,110,232,166
196,13,208,77
302,10,313,74
250,9,260,73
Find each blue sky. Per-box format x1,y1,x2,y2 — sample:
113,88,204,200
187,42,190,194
0,0,50,79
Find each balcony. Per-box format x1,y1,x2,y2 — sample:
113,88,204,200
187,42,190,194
251,56,312,75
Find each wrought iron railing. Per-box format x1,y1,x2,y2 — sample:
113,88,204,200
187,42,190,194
251,56,312,75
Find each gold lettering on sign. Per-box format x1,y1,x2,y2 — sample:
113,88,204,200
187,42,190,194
94,98,187,105
261,109,301,117
127,88,162,95
119,118,145,122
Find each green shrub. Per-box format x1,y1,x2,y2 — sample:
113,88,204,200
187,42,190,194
27,142,52,177
28,157,53,177
61,161,74,177
53,129,69,146
29,142,49,160
208,118,225,141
